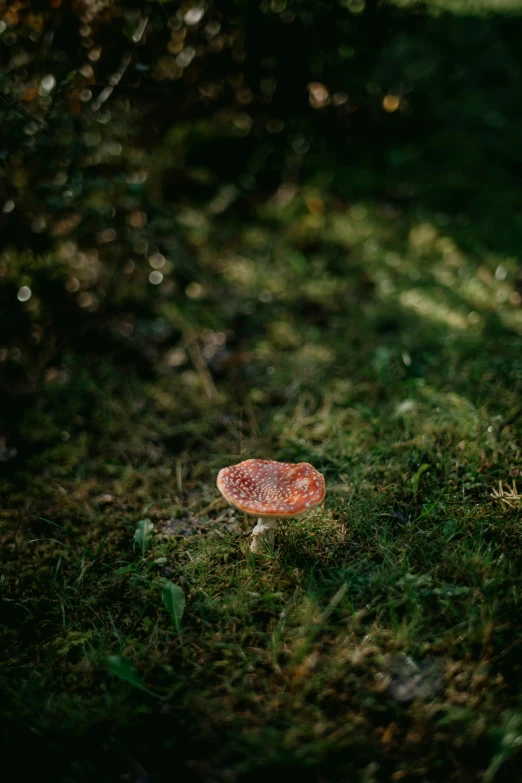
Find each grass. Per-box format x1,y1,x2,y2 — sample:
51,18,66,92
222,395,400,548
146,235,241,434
2,177,522,782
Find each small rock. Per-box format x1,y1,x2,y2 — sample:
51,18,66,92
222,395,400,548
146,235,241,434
157,513,203,538
96,494,114,505
0,437,17,462
385,655,443,702
156,507,245,539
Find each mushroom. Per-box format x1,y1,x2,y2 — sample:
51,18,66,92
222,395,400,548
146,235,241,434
216,459,326,554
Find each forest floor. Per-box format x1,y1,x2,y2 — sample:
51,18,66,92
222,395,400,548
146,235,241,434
2,179,522,783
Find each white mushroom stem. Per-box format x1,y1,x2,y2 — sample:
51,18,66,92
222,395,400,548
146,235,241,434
249,517,278,554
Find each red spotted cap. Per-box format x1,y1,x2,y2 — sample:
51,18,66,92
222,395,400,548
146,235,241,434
217,459,325,518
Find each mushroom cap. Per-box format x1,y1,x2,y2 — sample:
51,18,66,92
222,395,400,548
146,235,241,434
217,459,326,518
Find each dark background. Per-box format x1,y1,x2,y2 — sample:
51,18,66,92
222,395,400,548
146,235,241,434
2,0,522,445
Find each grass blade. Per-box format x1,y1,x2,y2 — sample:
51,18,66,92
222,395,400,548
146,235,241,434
162,582,186,634
106,654,159,698
134,519,154,555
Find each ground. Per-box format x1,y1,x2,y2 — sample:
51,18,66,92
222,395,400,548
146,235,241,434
2,170,522,783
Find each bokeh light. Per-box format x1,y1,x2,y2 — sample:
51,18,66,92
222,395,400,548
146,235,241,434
17,286,32,302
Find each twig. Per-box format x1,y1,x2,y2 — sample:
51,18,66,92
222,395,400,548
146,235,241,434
200,497,227,515
183,329,217,400
167,306,217,400
92,6,150,111
92,53,133,111
240,386,260,437
132,10,150,44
